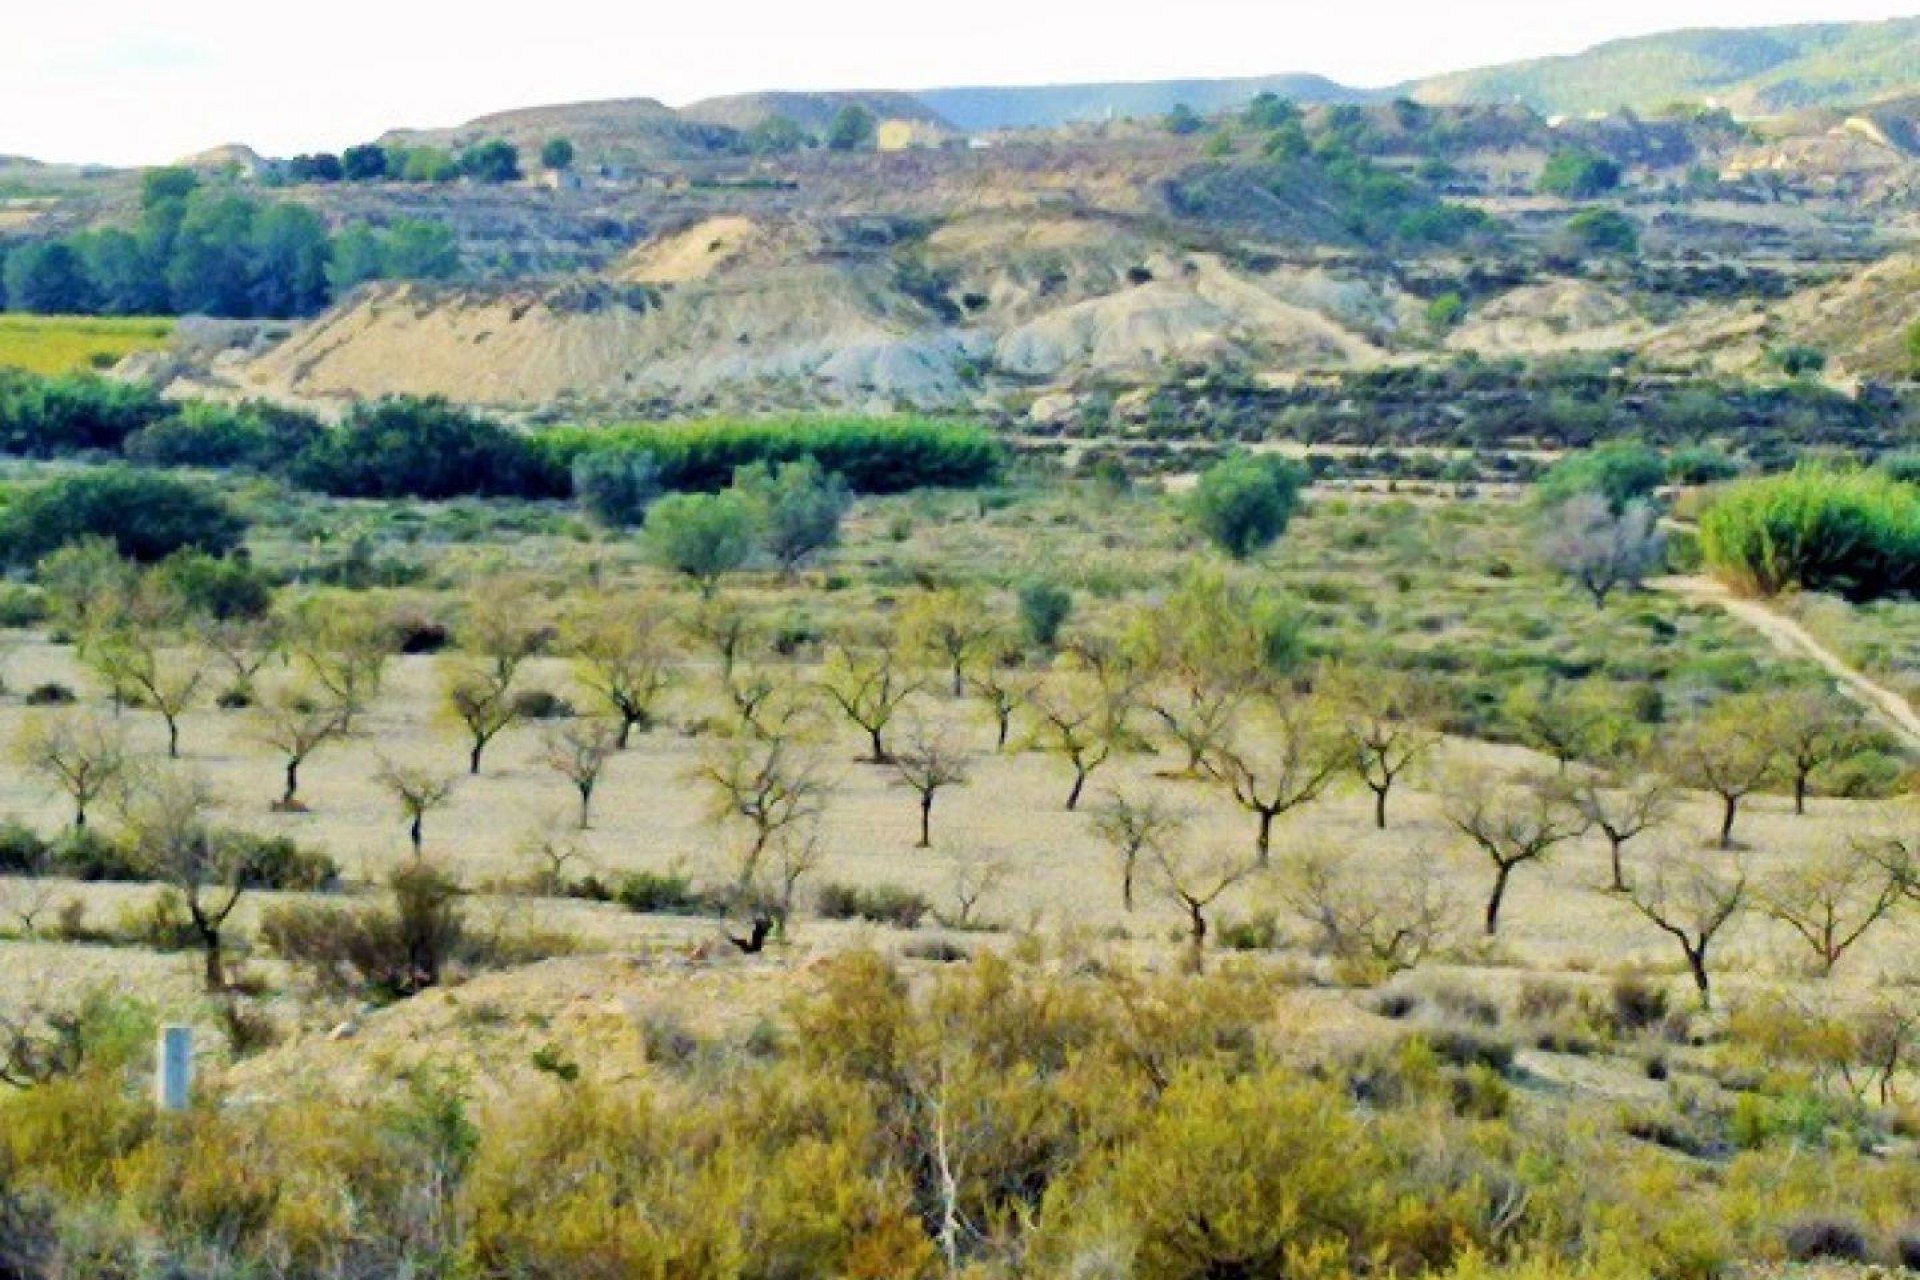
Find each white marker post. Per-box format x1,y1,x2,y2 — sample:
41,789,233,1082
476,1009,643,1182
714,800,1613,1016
156,1025,193,1112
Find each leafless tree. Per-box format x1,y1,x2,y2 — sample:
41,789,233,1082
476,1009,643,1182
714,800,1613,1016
541,718,622,829
695,736,833,885
1668,694,1779,848
14,710,129,830
1540,494,1667,607
203,615,284,706
890,719,972,848
565,595,676,749
121,770,249,991
250,684,350,808
1759,840,1907,978
88,635,211,759
1151,843,1256,974
284,597,391,731
1328,666,1443,830
375,759,459,857
1765,689,1864,816
903,589,1000,698
820,641,926,764
1026,676,1122,812
1283,848,1457,982
965,647,1027,752
682,591,759,687
1201,693,1345,865
442,589,548,775
1088,788,1190,912
1572,763,1676,893
939,849,1007,930
1445,768,1584,935
1624,851,1748,1011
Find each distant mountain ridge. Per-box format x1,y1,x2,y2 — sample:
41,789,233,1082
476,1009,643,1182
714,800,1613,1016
915,74,1371,132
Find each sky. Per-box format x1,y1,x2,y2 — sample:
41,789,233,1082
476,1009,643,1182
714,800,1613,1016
4,1,1917,166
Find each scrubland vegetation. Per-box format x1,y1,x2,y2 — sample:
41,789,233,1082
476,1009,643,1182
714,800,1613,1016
0,403,1913,1279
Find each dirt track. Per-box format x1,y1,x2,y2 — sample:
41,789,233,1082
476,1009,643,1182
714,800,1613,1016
1652,574,1920,752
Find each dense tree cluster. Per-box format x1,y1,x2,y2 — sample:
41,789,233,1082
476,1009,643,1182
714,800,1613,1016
0,170,462,320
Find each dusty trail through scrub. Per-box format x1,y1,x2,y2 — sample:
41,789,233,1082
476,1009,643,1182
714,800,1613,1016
1652,574,1920,751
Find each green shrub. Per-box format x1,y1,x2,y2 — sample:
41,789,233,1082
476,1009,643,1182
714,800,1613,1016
644,490,756,594
1535,442,1665,512
816,882,930,929
537,416,1001,494
0,467,244,565
570,449,661,528
1538,149,1622,198
1017,580,1072,649
0,370,171,457
1698,468,1920,600
290,397,564,500
1188,454,1306,559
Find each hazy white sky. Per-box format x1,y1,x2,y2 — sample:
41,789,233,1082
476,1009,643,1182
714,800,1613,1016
4,1,1916,165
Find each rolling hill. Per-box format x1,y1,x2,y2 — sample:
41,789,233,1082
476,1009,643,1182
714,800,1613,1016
1409,17,1920,117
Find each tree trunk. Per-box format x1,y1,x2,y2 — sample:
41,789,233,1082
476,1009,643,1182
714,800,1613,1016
867,727,887,764
469,740,485,775
1372,784,1389,831
950,665,964,699
1793,772,1809,817
1485,863,1514,936
1122,855,1136,913
198,926,225,992
1187,904,1208,974
74,805,87,831
918,793,933,849
616,716,635,751
1066,766,1088,812
1608,836,1628,893
1718,794,1738,849
284,758,300,806
1255,809,1276,867
578,783,594,830
409,814,424,858
994,711,1010,752
166,717,181,759
1686,945,1712,1011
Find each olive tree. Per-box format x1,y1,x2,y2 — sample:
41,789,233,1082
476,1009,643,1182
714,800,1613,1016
1187,455,1306,560
645,491,756,597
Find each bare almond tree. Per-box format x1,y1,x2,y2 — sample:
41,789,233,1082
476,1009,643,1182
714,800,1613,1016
1088,788,1189,912
284,597,390,731
1625,851,1748,1011
1668,697,1780,850
541,718,621,829
121,771,249,991
251,684,350,809
682,592,759,687
1759,840,1906,978
1151,843,1255,974
965,642,1027,752
939,849,1007,930
1573,763,1676,893
88,636,210,759
376,760,459,857
1201,693,1345,865
695,736,833,885
902,588,999,698
566,595,676,749
1283,848,1457,983
890,719,972,848
1764,689,1864,817
820,641,925,764
1328,666,1442,830
1446,768,1584,935
1026,676,1122,812
14,710,129,830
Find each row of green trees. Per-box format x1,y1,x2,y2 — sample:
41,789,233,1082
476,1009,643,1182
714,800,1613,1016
0,168,457,319
279,136,541,186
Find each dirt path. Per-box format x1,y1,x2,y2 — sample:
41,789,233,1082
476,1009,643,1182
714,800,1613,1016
1652,575,1920,751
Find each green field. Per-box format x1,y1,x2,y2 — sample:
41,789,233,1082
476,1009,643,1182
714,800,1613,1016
0,314,174,375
